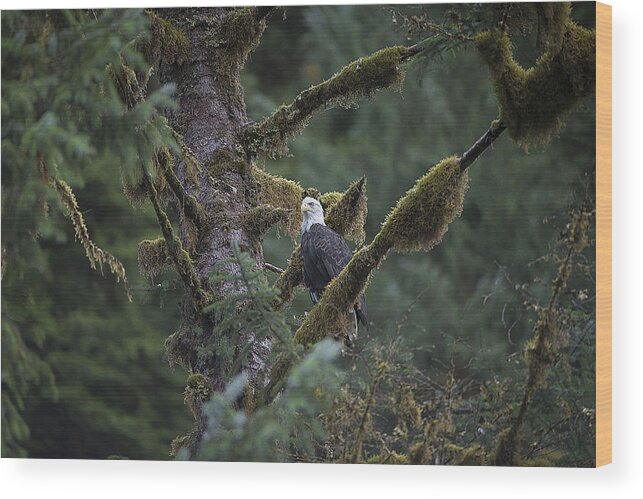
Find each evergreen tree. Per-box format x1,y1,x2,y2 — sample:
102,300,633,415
1,4,597,464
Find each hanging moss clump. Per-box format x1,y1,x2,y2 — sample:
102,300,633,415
476,22,595,148
123,175,148,207
40,160,130,300
252,167,303,238
137,237,169,279
170,430,199,458
408,442,432,464
143,10,191,67
243,46,411,158
380,156,468,253
185,373,212,418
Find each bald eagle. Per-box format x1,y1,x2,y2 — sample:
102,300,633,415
300,196,368,344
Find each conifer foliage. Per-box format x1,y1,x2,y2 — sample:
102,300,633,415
2,4,597,464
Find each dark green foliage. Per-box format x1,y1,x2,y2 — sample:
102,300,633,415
1,4,597,465
191,339,343,462
1,9,190,458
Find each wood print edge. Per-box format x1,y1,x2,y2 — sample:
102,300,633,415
595,0,612,468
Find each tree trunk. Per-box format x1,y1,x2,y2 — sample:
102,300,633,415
157,8,270,451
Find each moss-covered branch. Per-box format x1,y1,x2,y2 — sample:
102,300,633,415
241,205,290,238
295,157,467,348
39,157,131,300
274,177,369,305
242,46,414,159
137,237,170,280
154,147,204,227
264,157,468,400
140,161,210,308
476,19,595,148
252,167,303,238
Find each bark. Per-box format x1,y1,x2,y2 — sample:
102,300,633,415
154,8,271,451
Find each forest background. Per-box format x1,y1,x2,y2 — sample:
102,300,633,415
1,2,597,465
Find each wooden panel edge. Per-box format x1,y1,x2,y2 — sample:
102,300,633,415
595,1,612,468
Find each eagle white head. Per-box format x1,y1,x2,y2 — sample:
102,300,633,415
301,196,325,234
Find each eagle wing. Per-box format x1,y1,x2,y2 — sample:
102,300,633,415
301,224,368,328
301,225,351,294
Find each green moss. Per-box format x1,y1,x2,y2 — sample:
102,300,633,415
380,156,468,253
106,58,150,109
535,2,572,53
123,175,148,207
170,429,199,458
408,442,431,464
183,373,213,432
366,451,410,465
242,205,290,238
494,427,519,466
144,10,191,67
476,22,595,148
137,237,169,279
244,46,410,158
165,325,199,369
213,7,266,64
208,150,250,177
44,169,130,300
324,177,368,245
447,444,487,466
318,191,342,210
252,167,303,238
274,247,304,305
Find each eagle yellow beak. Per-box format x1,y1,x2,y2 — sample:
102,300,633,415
301,205,311,213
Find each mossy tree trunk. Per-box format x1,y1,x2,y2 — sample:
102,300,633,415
153,8,272,452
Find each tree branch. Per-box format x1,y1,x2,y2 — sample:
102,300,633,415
140,160,209,308
264,262,284,274
242,46,416,159
460,120,506,171
39,156,131,301
155,149,205,227
266,118,508,399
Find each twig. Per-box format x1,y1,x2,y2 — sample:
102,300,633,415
264,262,284,274
460,120,507,171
